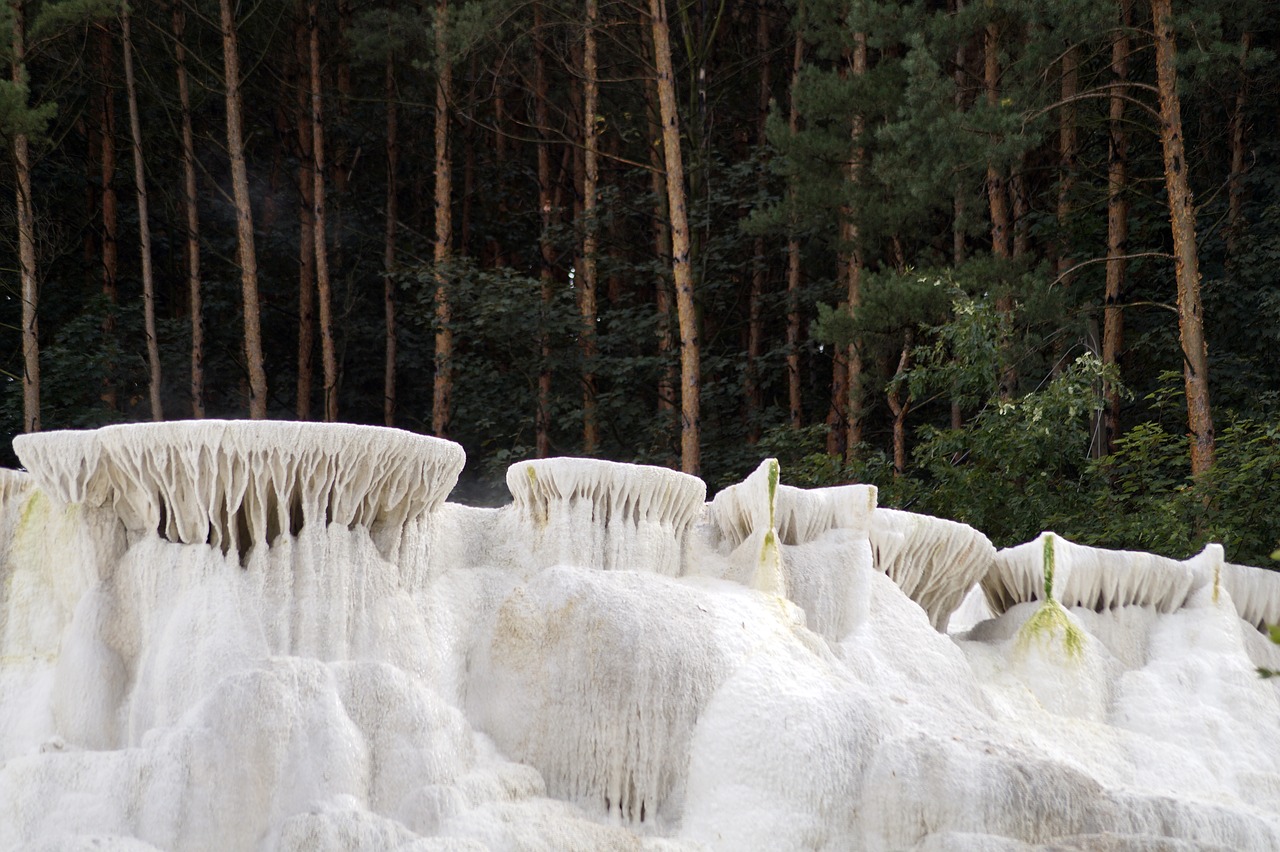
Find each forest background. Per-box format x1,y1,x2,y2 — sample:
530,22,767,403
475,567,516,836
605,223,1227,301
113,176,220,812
2,0,1278,567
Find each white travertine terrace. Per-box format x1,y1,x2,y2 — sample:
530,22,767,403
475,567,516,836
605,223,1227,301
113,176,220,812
1221,561,1280,632
505,457,705,575
14,421,464,559
868,508,996,631
984,532,1217,615
774,482,877,546
3,427,1280,851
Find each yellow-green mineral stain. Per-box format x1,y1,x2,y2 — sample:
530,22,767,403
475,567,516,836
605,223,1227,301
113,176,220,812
524,465,548,526
1016,534,1085,660
754,460,784,597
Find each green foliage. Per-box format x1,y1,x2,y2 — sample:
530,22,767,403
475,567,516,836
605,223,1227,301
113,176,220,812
781,291,1280,569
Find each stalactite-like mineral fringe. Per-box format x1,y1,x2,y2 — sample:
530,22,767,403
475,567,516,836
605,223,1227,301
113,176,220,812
14,421,464,560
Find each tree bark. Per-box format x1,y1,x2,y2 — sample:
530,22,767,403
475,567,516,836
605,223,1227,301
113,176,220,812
219,0,268,418
1101,0,1131,455
649,0,701,475
11,0,39,432
121,2,163,422
1150,0,1214,476
171,1,203,419
383,41,398,427
308,0,338,422
580,0,600,454
432,0,454,438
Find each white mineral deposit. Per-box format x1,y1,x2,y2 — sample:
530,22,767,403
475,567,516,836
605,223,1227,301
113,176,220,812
2,421,1278,851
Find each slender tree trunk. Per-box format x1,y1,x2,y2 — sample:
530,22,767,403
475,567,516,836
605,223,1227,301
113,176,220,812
786,9,804,430
984,20,1016,399
461,71,475,257
745,0,770,444
121,3,163,422
534,3,554,457
491,56,510,269
1056,45,1079,281
1101,0,1131,455
580,0,600,454
1011,158,1030,259
951,0,969,431
951,0,967,269
383,43,399,427
646,68,677,432
887,329,914,476
1226,32,1251,259
843,34,867,459
220,0,268,418
330,0,352,273
432,0,454,437
171,1,203,419
309,0,338,422
11,0,39,432
650,0,700,474
1150,0,1214,476
98,23,119,411
293,9,315,419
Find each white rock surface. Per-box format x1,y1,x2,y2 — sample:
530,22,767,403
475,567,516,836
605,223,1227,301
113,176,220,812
2,422,1279,851
869,508,997,631
985,532,1218,615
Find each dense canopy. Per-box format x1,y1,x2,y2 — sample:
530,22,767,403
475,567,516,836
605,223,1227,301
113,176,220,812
1,0,1277,563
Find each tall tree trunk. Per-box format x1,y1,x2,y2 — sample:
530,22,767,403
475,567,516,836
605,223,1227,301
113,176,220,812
491,57,510,269
309,0,338,422
121,3,163,422
649,0,700,474
580,0,600,454
1150,0,1214,476
330,0,352,273
383,42,398,427
745,0,770,444
951,0,968,269
98,23,119,412
171,1,203,419
220,0,268,418
1056,45,1079,281
1226,32,1251,259
646,66,677,435
534,2,554,457
461,69,475,258
1101,0,1131,455
432,0,454,437
951,0,970,431
786,8,804,430
293,9,315,419
11,0,39,432
842,34,867,459
984,20,1016,399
